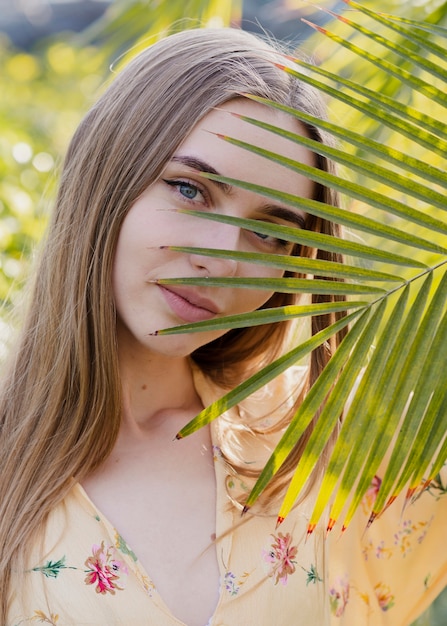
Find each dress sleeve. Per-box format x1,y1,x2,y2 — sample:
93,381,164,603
328,470,447,625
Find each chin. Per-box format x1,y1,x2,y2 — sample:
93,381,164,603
144,331,225,359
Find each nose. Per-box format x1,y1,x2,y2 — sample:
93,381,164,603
189,222,239,278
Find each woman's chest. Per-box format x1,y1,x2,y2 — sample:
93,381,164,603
11,482,329,626
82,431,220,625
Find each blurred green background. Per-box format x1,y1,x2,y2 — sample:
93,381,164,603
0,1,446,622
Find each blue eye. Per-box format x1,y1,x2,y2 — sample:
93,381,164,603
163,179,205,203
178,183,198,200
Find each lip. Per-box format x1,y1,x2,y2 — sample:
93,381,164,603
158,284,220,323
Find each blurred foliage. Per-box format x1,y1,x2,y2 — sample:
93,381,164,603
0,34,108,353
77,0,242,59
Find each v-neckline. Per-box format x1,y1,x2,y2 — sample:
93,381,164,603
76,420,235,626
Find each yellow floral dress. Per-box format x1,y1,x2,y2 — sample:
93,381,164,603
7,369,447,625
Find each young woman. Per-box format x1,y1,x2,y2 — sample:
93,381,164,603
0,27,445,626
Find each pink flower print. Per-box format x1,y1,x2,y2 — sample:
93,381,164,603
374,582,395,611
361,475,382,514
329,577,350,617
84,541,128,595
262,532,298,585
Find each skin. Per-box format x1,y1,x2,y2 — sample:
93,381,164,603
83,99,314,626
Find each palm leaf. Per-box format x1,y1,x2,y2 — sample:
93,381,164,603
245,302,382,520
177,310,359,438
173,4,447,531
277,58,447,150
168,209,430,265
378,11,447,38
163,246,403,281
338,274,433,530
209,138,447,231
369,270,447,518
152,301,366,335
302,19,447,107
241,94,447,187
321,2,447,83
158,275,384,295
345,0,447,62
278,296,389,528
223,115,447,216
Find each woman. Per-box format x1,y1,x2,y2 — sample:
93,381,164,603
0,27,445,626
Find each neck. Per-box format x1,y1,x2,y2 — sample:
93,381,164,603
117,344,203,435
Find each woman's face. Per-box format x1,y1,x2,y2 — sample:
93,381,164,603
113,99,315,358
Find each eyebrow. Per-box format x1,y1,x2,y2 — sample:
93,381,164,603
261,205,306,230
171,155,233,195
171,154,306,229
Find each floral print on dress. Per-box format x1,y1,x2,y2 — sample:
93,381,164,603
329,576,350,617
115,531,138,562
212,445,223,461
10,471,447,626
84,541,128,595
134,568,156,597
375,540,393,560
31,610,59,624
361,475,382,515
362,515,433,563
223,570,251,596
393,517,433,557
262,532,298,586
32,556,76,579
302,563,323,585
374,582,395,611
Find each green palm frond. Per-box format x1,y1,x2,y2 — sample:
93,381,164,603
177,310,359,438
278,57,447,150
170,4,447,532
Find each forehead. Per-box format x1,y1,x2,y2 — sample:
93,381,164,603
175,99,316,199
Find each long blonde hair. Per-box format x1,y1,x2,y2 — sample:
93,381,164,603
0,27,345,616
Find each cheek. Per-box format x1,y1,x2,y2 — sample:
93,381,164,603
237,264,285,311
112,231,136,292
237,288,275,315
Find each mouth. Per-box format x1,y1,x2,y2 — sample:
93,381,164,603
158,284,220,323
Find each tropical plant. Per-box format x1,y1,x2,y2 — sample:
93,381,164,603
154,0,447,534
